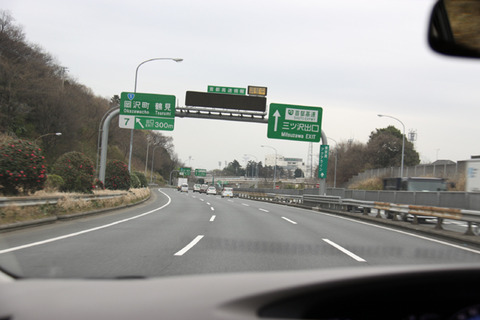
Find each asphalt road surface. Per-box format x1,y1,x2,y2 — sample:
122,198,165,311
1,188,480,278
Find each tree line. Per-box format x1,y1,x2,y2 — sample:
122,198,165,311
212,126,420,188
0,11,181,183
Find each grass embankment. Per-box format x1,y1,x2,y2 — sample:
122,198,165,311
0,188,151,225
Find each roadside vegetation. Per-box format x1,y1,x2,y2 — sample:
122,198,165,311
0,188,150,226
0,11,181,197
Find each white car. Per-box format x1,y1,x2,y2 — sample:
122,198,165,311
221,187,233,198
206,186,217,195
180,184,188,192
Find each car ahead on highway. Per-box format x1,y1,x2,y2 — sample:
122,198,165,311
221,187,233,198
193,184,201,193
180,184,188,192
199,184,209,193
206,186,217,195
1,1,480,320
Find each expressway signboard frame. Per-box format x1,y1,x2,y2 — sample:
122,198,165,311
267,103,323,142
119,92,176,131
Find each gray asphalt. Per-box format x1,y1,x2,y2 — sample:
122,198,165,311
1,188,480,278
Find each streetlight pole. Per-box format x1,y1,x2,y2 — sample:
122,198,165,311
144,140,150,177
378,114,405,178
261,145,277,189
150,145,161,184
127,57,183,172
35,132,62,143
327,137,338,188
244,153,259,188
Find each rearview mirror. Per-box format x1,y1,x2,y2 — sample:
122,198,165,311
428,0,480,58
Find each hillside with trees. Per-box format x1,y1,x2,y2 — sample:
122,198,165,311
0,11,181,192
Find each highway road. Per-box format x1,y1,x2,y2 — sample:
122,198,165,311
1,188,480,278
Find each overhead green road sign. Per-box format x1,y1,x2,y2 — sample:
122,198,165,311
318,144,329,179
195,169,207,177
180,167,191,176
119,92,176,131
267,103,323,142
208,86,246,95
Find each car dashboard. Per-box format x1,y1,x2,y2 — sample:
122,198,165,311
0,264,479,320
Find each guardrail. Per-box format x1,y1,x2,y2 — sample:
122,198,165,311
304,194,480,236
237,191,303,204
0,193,128,208
237,191,480,237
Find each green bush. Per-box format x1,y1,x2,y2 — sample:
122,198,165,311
0,139,47,195
133,171,148,187
105,160,130,190
130,173,141,188
45,174,64,191
52,151,95,193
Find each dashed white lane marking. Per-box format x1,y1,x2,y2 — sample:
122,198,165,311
281,217,297,224
323,238,366,262
174,235,204,256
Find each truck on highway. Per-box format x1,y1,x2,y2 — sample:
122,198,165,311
177,177,188,191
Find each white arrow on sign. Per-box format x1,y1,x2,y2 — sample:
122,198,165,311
273,109,281,132
135,118,144,129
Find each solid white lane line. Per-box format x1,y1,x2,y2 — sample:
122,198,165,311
281,217,297,224
210,215,216,222
323,238,366,262
259,208,269,213
174,235,204,256
242,203,250,207
0,189,172,255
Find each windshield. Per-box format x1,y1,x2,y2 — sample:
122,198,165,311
1,0,480,279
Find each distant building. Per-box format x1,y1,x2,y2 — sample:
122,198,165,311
264,154,305,172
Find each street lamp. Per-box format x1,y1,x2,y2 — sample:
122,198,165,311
128,57,183,172
35,132,62,143
327,137,338,188
261,145,277,189
150,145,162,184
244,154,259,188
378,114,405,178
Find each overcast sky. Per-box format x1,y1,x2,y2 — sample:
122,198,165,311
3,0,480,171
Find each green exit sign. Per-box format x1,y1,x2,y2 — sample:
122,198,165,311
180,167,191,176
195,169,207,177
267,103,323,142
208,85,246,95
119,92,176,131
318,145,329,179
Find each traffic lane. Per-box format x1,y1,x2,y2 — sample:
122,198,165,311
0,188,217,278
243,200,480,265
156,195,364,276
0,188,170,251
